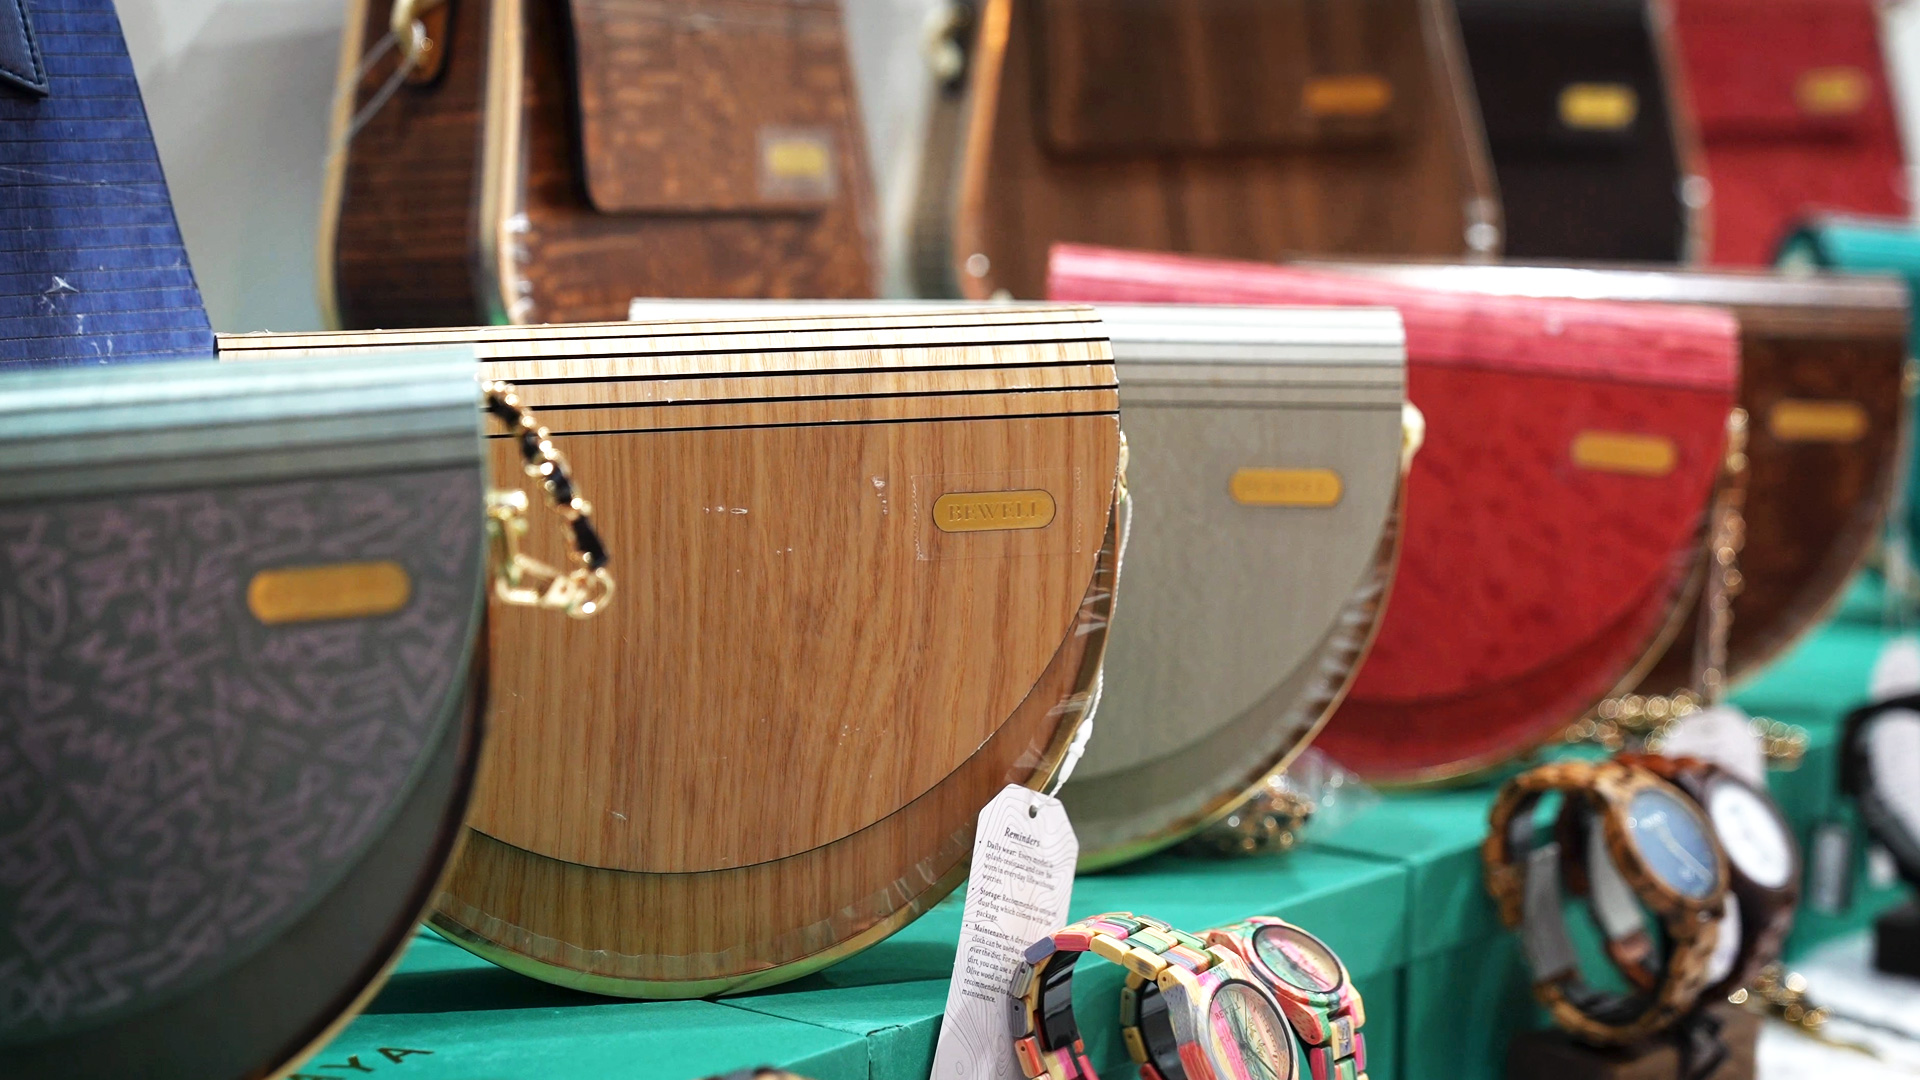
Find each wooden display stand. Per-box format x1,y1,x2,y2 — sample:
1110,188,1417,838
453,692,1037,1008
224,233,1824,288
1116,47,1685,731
1507,1005,1759,1080
1874,899,1920,978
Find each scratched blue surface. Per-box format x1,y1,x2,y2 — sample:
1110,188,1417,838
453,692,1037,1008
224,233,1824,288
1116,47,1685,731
0,0,212,367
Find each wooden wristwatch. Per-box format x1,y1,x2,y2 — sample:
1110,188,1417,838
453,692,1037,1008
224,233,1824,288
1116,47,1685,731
1013,913,1297,1080
1484,760,1731,1044
1841,692,1920,889
1582,754,1801,999
1194,918,1366,1080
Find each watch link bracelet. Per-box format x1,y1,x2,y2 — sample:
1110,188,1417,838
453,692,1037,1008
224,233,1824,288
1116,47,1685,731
1484,760,1731,1045
1013,913,1298,1080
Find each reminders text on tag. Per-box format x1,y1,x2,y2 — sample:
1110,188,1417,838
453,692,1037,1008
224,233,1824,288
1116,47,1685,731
931,785,1078,1080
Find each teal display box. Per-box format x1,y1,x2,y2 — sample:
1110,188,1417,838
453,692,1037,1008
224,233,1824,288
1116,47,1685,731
303,846,1409,1080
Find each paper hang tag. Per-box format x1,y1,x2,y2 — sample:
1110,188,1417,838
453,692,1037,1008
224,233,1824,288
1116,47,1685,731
1661,705,1765,787
1871,635,1920,701
931,786,1078,1080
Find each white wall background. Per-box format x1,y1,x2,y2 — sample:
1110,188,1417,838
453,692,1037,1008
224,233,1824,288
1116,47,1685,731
119,0,1920,333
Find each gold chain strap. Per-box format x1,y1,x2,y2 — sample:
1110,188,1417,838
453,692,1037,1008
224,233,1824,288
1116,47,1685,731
1732,964,1884,1058
1565,409,1804,764
483,382,615,619
1179,778,1316,857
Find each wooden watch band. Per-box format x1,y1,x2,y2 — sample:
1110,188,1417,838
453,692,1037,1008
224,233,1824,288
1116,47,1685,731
1012,913,1223,1080
1484,760,1725,1045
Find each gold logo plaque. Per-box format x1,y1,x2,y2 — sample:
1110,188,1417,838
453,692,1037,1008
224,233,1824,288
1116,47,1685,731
1768,399,1868,443
932,489,1057,533
758,126,837,201
1796,67,1869,116
1570,432,1676,476
1229,468,1344,507
1559,83,1639,131
248,561,413,625
1302,75,1394,118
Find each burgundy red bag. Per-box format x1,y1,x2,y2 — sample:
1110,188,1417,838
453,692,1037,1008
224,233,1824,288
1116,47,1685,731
1050,244,1741,783
1671,0,1908,265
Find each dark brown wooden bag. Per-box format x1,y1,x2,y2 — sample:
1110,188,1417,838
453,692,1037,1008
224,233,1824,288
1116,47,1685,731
911,0,1502,300
322,0,878,329
1454,0,1703,262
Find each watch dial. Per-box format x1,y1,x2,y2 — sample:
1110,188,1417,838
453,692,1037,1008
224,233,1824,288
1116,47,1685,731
1204,980,1297,1080
1251,925,1343,993
1707,781,1793,890
1625,787,1722,900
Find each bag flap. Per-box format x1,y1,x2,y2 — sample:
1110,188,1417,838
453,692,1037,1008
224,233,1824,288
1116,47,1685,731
567,0,857,213
1033,0,1415,155
1457,0,1660,151
1674,0,1889,140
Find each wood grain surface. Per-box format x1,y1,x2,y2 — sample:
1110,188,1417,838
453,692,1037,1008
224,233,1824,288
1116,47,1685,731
911,0,1500,300
218,310,1122,995
323,0,877,330
1295,259,1909,691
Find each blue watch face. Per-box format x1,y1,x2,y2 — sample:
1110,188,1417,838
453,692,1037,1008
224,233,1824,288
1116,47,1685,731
1625,787,1721,900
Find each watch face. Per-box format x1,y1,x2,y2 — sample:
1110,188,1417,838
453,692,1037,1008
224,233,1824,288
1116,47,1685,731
1251,924,1344,994
1624,787,1721,900
1203,979,1297,1080
1707,780,1793,890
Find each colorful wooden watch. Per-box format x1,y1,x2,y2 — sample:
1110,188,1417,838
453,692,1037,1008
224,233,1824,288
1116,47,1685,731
1012,913,1297,1080
1484,760,1731,1045
1196,918,1366,1080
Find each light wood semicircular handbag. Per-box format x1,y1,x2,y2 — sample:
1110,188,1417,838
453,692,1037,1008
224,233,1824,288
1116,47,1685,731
217,308,1123,997
625,300,1415,866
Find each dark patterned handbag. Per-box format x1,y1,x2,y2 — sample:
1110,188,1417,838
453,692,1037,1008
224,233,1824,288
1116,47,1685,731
0,0,213,368
0,353,610,1078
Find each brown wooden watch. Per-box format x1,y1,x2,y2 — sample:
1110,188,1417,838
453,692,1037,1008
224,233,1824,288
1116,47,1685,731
1484,760,1731,1045
1570,754,1801,1000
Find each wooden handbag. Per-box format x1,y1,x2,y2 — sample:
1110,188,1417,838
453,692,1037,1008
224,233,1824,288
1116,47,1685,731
0,350,612,1078
1453,0,1702,262
320,0,878,330
631,300,1412,866
1303,260,1911,700
217,309,1123,997
1050,244,1741,784
1778,216,1920,595
0,0,212,368
909,0,1502,301
1057,305,1408,867
1669,0,1908,267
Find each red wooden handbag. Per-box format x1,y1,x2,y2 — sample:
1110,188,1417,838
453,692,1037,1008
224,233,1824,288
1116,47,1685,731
1670,0,1908,266
1050,244,1741,783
